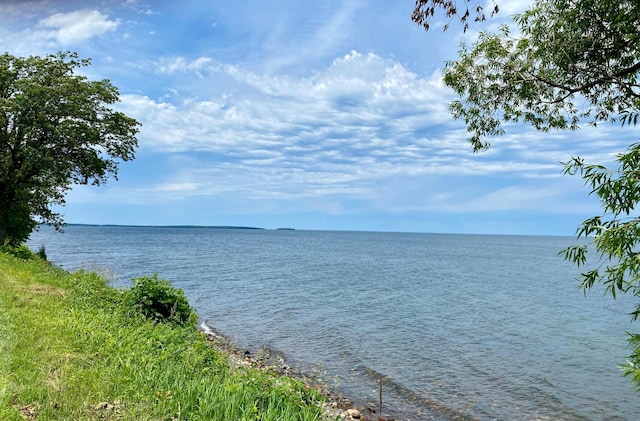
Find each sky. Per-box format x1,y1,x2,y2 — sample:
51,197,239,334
1,0,636,235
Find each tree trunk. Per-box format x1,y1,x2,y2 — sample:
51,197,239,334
0,186,22,246
0,208,8,246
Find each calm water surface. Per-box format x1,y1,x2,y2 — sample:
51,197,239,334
28,225,640,420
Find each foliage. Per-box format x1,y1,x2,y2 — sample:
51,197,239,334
437,0,640,386
124,274,198,326
560,144,640,381
0,254,328,420
0,244,40,260
412,0,499,32
0,52,140,246
443,0,640,151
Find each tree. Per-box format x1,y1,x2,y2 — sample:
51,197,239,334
0,52,139,246
415,0,640,386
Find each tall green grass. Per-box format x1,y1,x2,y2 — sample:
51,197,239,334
0,252,332,420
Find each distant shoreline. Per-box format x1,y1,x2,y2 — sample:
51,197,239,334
62,223,267,230
38,223,575,238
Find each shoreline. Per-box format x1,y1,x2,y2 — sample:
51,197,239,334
198,321,392,421
1,252,344,420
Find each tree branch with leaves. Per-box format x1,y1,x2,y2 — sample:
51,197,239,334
412,0,499,32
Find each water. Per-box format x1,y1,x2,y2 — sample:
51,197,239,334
27,225,640,420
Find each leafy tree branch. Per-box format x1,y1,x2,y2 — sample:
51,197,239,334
412,0,499,32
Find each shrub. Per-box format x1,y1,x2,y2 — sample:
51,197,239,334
0,244,38,260
125,274,197,326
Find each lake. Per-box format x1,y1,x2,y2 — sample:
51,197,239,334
27,225,639,420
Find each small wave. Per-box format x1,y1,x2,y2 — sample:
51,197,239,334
356,364,479,421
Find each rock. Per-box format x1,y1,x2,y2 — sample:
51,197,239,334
346,408,361,419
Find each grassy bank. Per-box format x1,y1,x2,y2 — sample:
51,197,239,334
0,251,332,420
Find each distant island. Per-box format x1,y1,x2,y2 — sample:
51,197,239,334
276,228,295,230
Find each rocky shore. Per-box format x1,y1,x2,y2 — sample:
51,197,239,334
198,322,397,421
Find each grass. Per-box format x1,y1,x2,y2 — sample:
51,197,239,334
0,251,332,420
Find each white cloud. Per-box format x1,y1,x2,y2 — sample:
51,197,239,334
132,50,454,149
38,10,120,45
156,57,214,75
447,184,574,212
153,182,203,192
102,46,640,217
260,0,363,73
124,0,156,15
118,50,603,194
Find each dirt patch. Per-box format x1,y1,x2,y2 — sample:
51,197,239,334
27,284,66,297
89,400,126,419
17,403,40,420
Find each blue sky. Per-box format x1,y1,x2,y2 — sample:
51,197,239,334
1,1,635,235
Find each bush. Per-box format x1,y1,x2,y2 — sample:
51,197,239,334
125,274,197,326
0,244,38,260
